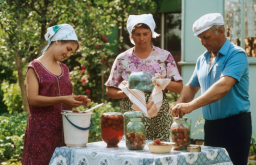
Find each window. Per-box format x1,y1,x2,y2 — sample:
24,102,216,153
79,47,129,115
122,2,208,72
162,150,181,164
164,13,182,73
226,0,256,57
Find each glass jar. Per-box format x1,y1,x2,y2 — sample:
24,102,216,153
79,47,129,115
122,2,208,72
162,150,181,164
123,111,144,139
170,117,191,150
126,118,146,150
101,112,123,147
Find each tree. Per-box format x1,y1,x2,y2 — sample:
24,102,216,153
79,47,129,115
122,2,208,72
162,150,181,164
0,0,160,112
0,0,33,112
0,0,98,112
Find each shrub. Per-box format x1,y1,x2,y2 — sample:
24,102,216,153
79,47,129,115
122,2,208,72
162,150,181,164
1,80,23,114
0,112,28,162
249,134,256,160
0,87,8,115
0,64,17,115
166,92,179,106
193,117,205,135
0,161,22,165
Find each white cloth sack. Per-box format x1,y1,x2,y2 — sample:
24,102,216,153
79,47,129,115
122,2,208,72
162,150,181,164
118,74,171,118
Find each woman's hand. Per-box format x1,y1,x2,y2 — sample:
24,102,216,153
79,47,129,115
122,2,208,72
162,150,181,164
154,73,165,79
153,73,183,93
76,95,91,107
62,95,83,108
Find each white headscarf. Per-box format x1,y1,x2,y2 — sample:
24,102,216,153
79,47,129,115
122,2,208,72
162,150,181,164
41,24,78,55
126,14,160,45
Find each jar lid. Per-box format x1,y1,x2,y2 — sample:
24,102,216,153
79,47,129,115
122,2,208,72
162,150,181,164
174,117,187,121
187,145,201,152
130,118,142,122
103,112,122,115
123,111,144,116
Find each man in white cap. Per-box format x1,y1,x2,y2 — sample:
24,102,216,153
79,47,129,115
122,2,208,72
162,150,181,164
170,13,251,165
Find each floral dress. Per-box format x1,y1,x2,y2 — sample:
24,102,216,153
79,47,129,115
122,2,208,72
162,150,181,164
105,46,183,141
22,60,72,165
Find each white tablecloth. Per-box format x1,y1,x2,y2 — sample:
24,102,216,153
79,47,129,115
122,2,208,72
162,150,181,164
49,140,233,165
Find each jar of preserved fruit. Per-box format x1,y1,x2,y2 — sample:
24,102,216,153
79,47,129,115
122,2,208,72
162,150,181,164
170,117,190,150
126,118,146,150
123,111,144,139
101,112,123,147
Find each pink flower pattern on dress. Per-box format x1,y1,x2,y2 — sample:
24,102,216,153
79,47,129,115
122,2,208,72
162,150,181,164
22,60,72,165
105,46,183,87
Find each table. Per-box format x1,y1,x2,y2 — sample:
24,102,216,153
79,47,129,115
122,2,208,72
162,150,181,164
49,140,233,165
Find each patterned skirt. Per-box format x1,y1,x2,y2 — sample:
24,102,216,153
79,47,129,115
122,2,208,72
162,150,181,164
120,93,173,141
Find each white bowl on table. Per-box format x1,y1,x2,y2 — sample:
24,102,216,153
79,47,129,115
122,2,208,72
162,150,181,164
148,142,174,154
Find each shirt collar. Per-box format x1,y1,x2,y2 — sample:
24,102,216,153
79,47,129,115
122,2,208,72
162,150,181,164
203,38,231,57
218,38,230,56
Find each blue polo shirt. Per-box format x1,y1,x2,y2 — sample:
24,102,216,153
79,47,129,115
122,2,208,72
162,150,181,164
188,39,250,120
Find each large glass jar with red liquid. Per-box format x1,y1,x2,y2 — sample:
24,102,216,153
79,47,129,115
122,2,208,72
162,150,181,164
170,117,191,150
101,112,123,147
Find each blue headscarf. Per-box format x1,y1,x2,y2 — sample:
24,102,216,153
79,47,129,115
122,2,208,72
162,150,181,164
41,24,78,55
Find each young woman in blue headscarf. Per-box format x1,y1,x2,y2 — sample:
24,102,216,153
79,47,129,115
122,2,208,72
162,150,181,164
22,24,91,165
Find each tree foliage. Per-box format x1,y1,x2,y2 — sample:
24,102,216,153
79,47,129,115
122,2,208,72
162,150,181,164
0,0,160,109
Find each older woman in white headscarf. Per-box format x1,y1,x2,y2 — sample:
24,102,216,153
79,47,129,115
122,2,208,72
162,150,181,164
105,14,183,141
22,24,91,165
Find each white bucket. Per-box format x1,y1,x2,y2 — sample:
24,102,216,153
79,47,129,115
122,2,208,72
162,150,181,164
61,111,93,147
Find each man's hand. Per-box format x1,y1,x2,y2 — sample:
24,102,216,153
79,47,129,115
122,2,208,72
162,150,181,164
169,84,199,117
170,102,194,117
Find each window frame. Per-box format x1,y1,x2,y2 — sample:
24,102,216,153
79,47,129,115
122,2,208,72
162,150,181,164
225,0,256,61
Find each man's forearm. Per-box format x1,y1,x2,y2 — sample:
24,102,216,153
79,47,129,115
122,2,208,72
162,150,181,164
170,84,199,116
176,84,199,103
170,76,237,117
190,77,235,110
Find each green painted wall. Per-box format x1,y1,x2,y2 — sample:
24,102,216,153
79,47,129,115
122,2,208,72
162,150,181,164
159,0,181,13
249,64,256,138
181,0,224,63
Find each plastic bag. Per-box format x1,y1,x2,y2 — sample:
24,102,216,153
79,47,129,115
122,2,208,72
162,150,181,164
128,71,154,94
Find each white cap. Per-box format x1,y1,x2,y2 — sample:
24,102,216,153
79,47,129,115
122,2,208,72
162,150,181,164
192,13,224,36
127,14,160,45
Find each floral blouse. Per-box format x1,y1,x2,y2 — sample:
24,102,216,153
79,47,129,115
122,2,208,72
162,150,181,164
105,46,183,87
